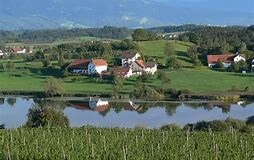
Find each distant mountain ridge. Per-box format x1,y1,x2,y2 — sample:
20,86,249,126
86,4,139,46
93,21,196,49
0,0,253,30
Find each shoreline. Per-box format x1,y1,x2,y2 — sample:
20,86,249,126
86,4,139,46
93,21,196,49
1,90,254,102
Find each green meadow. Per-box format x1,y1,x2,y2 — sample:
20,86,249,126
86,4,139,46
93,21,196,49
0,40,253,95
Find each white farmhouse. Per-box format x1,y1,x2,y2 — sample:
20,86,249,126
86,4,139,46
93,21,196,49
145,62,157,75
11,47,26,54
121,52,141,67
207,53,246,68
68,59,108,75
88,59,108,75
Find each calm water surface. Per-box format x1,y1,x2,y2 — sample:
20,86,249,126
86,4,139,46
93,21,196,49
0,97,254,129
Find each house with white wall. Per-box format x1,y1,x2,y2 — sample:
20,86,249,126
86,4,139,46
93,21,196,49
88,59,108,75
89,99,109,110
144,62,157,75
11,47,26,54
68,59,108,75
121,52,141,67
68,59,91,74
131,59,145,75
207,53,246,68
131,59,157,75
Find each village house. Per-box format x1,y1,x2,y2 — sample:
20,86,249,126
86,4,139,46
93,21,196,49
68,59,108,75
121,52,141,67
207,53,246,68
88,59,108,75
131,59,157,75
11,47,26,54
131,59,145,75
112,67,133,78
69,99,109,112
144,62,157,75
89,98,109,111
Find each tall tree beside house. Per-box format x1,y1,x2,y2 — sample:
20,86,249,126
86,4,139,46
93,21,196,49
113,74,123,93
44,77,64,97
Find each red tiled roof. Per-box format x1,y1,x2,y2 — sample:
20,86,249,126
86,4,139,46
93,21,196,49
68,59,91,69
207,54,236,64
91,59,108,66
135,59,145,68
11,47,24,52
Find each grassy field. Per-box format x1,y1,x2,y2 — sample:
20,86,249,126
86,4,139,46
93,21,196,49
138,40,193,66
0,127,253,159
0,40,254,95
151,69,254,93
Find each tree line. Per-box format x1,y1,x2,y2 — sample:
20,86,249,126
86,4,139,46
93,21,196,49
0,26,132,43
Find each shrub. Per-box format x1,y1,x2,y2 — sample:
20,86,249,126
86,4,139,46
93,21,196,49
246,116,254,126
161,124,181,131
44,77,64,97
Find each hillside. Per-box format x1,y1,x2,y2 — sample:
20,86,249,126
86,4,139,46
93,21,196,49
138,40,193,65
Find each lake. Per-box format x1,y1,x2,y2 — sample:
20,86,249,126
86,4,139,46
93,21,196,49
0,97,254,129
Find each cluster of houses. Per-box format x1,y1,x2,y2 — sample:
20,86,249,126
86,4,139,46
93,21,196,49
0,47,30,58
67,52,157,78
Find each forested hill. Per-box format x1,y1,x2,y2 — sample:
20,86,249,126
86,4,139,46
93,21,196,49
0,25,253,46
148,24,247,33
0,26,132,43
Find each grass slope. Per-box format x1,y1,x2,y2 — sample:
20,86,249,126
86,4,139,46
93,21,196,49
0,40,254,94
138,40,193,66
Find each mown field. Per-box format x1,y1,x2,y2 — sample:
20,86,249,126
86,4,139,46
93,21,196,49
0,40,254,94
0,127,253,159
